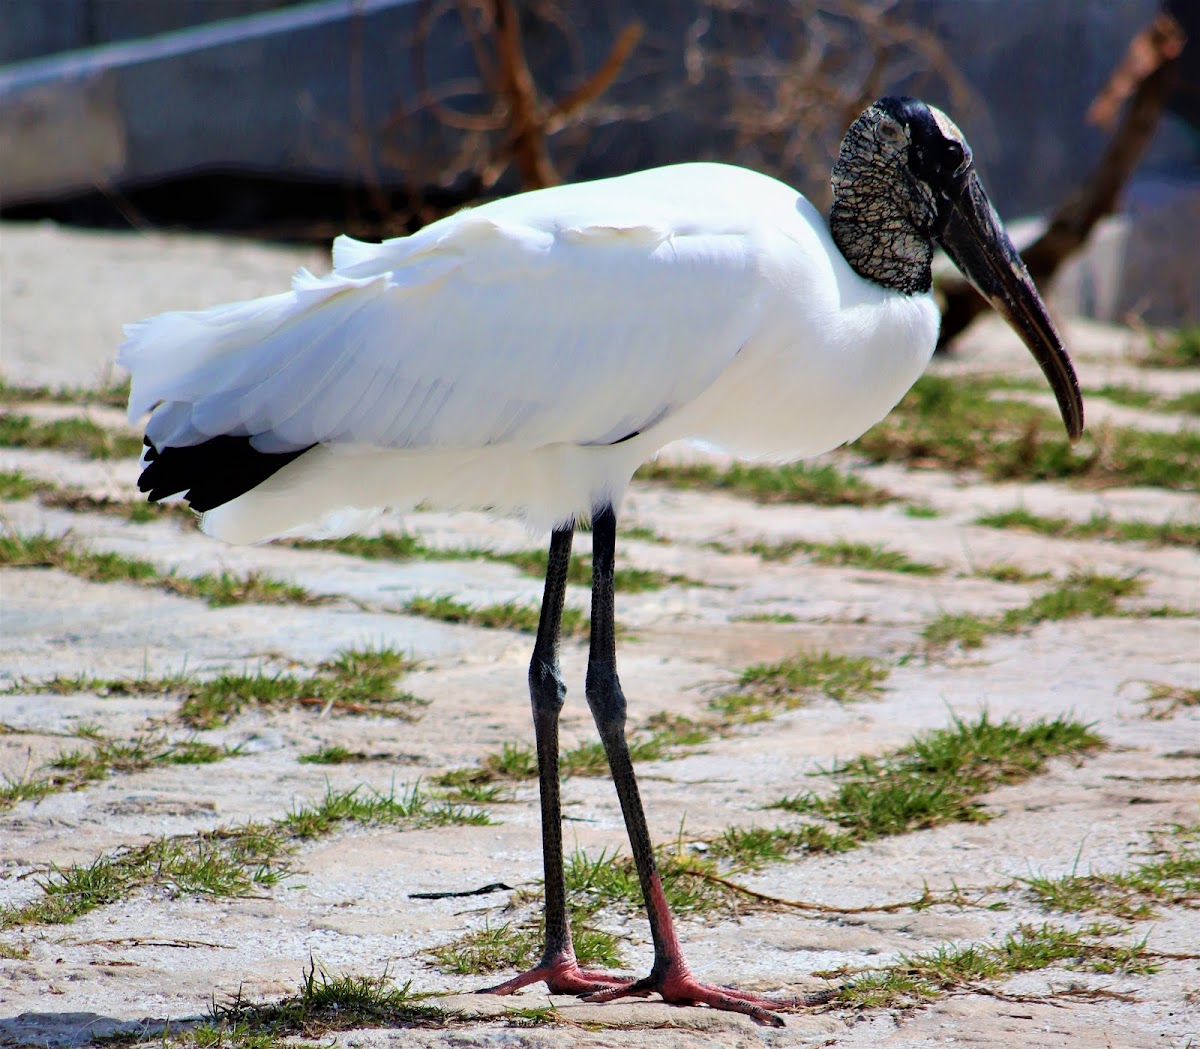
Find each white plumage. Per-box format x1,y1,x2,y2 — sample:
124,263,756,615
120,162,938,543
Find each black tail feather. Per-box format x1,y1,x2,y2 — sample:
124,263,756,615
139,435,316,513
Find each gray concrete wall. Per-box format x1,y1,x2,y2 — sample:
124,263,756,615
2,1,1183,210
1,0,1194,321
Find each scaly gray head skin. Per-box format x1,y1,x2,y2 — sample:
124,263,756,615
830,96,1085,443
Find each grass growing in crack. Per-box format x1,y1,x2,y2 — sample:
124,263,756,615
302,532,695,592
971,562,1053,584
636,458,892,506
428,855,630,976
490,547,701,592
748,537,942,574
428,920,541,976
9,645,424,730
771,713,1104,841
833,922,1157,1008
439,714,717,788
0,729,236,812
38,486,194,524
904,503,940,518
0,532,320,607
851,373,1200,491
402,594,588,636
1139,683,1200,719
0,464,186,521
429,849,651,976
922,571,1147,651
1141,326,1200,369
0,469,49,500
0,784,489,931
1085,382,1200,415
0,827,289,930
437,781,510,805
1088,383,1159,410
705,824,857,867
193,960,449,1042
298,745,365,765
734,611,801,623
0,376,130,409
975,507,1200,549
179,647,423,728
0,462,192,524
0,412,143,459
620,524,671,543
1165,389,1200,414
295,531,430,560
713,651,888,719
1024,823,1198,920
922,611,993,649
282,783,491,839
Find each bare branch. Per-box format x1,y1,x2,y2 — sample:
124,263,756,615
938,9,1186,346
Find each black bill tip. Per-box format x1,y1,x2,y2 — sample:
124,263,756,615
936,171,1085,443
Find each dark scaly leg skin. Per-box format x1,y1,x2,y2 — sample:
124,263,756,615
479,523,628,996
579,505,829,1026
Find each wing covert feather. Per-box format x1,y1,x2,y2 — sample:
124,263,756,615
127,200,773,454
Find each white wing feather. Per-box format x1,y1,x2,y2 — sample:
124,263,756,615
121,165,782,457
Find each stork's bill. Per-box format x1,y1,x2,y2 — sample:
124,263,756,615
936,168,1085,442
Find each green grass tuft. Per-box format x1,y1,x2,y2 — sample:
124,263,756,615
975,507,1200,549
0,376,130,408
972,562,1053,584
196,960,449,1041
9,645,425,732
402,594,589,636
295,531,429,560
636,458,892,506
714,650,888,718
0,780,490,932
0,532,322,607
300,532,694,593
1140,683,1200,719
923,571,1148,651
180,646,423,728
904,503,940,518
441,712,718,788
835,922,1156,1008
282,783,490,840
298,745,364,765
490,547,701,592
748,536,942,574
733,611,800,623
1141,326,1200,369
852,373,1200,491
773,713,1104,841
0,469,47,501
0,824,289,930
1,730,237,812
1024,823,1199,921
0,412,143,459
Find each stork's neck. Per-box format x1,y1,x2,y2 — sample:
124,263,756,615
829,137,935,296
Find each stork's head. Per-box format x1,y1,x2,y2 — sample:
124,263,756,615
831,96,1084,443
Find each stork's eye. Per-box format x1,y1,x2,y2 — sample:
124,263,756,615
945,140,967,172
878,119,904,144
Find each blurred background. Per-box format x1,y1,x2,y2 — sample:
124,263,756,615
1,0,1196,324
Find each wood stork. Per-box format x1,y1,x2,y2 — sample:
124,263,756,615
120,96,1083,1025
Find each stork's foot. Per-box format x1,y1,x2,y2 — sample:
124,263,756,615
583,959,833,1028
478,949,634,997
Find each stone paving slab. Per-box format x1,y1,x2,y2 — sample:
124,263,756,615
0,222,1197,1047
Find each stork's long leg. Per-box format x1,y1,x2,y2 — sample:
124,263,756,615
479,523,627,996
581,504,828,1026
